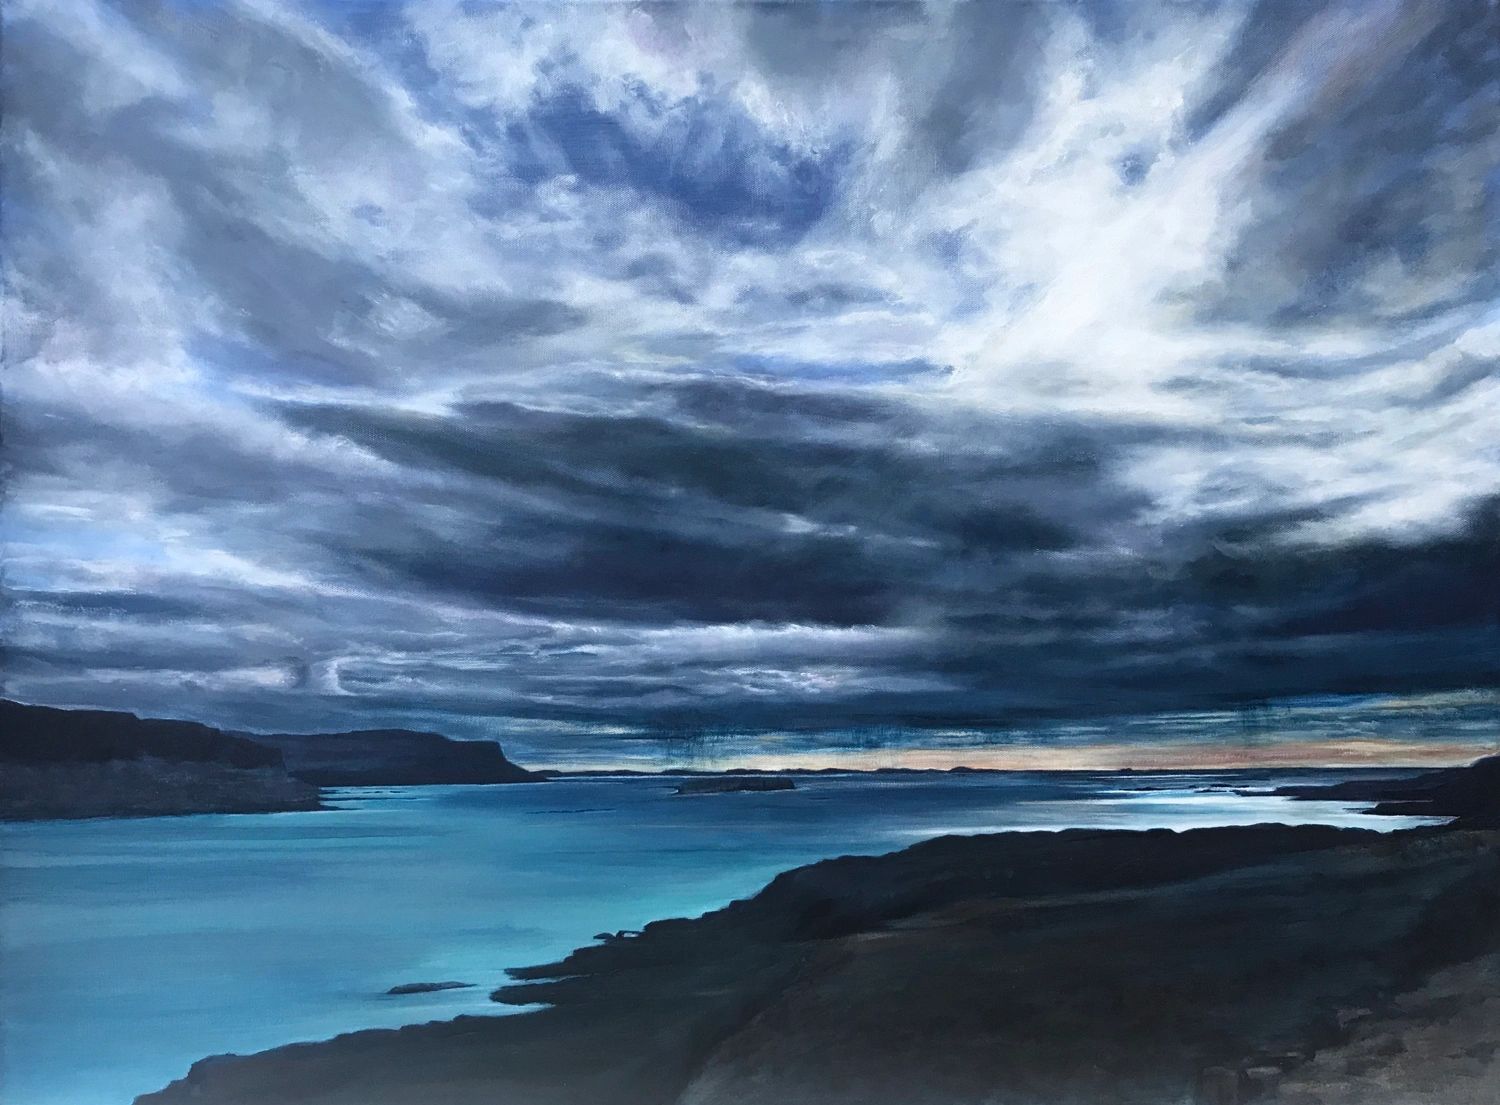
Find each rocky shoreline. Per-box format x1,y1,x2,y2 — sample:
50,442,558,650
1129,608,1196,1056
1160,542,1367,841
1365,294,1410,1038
136,815,1500,1105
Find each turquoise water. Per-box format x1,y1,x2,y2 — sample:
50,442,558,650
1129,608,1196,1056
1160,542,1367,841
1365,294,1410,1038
0,772,1434,1105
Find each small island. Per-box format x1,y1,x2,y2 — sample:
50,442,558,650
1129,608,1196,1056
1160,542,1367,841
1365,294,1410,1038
385,982,473,996
673,776,796,795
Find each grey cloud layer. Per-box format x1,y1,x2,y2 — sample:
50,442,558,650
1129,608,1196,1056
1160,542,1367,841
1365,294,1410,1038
3,0,1497,754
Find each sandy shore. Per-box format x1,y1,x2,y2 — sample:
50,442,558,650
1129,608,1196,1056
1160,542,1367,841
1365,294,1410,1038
136,820,1499,1105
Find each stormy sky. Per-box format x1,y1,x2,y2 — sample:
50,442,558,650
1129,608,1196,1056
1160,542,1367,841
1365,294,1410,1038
3,0,1498,764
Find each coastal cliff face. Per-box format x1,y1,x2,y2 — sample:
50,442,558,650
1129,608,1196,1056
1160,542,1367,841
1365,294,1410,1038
135,823,1500,1105
0,701,321,820
247,729,543,786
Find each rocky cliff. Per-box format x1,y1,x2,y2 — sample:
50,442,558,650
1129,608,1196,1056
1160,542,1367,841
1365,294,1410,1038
248,728,543,786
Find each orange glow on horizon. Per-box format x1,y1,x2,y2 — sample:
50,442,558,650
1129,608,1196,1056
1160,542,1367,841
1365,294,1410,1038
539,738,1497,775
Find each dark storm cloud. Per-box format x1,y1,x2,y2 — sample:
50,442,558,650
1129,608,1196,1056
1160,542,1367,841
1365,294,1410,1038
273,382,1130,624
266,380,1498,724
3,0,1497,754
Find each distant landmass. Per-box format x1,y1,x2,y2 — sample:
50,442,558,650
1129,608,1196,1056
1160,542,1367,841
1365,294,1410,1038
0,700,543,821
542,764,1429,780
248,729,543,787
0,700,321,821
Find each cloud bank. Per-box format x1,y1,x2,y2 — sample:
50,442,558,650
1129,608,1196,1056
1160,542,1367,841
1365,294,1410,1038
4,0,1498,760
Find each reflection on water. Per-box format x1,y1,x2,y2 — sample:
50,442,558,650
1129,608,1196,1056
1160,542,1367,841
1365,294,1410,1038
0,771,1437,1105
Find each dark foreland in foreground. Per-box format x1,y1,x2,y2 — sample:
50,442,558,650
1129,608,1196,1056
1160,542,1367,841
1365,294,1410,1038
139,760,1500,1105
0,700,541,820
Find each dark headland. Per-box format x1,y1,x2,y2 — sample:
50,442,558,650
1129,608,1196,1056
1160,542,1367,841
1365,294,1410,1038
247,728,542,787
0,699,542,820
137,757,1500,1105
0,700,321,820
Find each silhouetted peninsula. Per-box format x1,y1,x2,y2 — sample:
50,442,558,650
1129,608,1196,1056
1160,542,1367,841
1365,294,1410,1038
249,729,544,787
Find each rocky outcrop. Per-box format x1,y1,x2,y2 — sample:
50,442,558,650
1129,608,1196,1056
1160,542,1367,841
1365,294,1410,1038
248,729,543,787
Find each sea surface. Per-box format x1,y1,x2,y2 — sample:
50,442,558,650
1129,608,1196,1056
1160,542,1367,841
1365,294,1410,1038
0,770,1439,1105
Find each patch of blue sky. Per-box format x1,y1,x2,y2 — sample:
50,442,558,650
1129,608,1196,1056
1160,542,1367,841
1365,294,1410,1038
509,86,850,247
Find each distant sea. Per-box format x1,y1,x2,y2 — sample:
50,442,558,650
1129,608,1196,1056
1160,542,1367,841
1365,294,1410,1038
0,770,1440,1105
